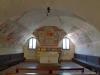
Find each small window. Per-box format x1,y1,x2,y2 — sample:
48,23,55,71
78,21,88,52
29,37,36,49
63,37,69,50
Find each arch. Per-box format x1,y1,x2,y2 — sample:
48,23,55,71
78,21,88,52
33,26,66,48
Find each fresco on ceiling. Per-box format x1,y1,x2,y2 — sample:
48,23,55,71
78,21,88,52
0,20,26,47
33,26,66,48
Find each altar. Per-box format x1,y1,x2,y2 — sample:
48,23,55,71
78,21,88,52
36,48,61,64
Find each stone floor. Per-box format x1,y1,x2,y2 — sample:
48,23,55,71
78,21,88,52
0,62,96,75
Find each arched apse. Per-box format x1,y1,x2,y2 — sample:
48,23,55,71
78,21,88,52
33,26,66,48
24,26,75,60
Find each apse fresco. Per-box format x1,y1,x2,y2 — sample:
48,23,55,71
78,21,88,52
33,26,66,48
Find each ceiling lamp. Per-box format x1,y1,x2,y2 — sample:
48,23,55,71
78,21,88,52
47,6,51,16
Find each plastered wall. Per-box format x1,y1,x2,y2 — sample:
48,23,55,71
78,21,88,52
23,42,36,60
60,40,75,60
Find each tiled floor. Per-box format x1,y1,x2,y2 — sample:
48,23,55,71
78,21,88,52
0,62,96,75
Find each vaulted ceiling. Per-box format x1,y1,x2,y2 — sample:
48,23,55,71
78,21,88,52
0,0,100,54
0,0,100,29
